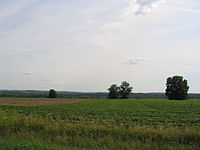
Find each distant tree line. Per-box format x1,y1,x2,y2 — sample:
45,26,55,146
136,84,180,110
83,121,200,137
0,90,170,99
0,75,191,100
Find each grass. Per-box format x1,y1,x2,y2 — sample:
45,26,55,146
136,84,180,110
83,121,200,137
0,137,87,150
0,99,200,149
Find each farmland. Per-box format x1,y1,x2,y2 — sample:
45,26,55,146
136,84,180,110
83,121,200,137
0,98,200,150
0,98,91,106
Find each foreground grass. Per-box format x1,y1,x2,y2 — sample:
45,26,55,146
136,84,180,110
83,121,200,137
0,111,200,150
0,137,87,150
0,99,200,149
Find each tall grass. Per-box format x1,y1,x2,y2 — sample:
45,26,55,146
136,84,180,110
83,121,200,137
0,110,200,150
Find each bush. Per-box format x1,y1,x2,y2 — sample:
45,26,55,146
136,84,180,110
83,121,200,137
48,89,57,98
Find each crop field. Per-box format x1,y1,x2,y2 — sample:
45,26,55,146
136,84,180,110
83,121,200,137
0,98,200,150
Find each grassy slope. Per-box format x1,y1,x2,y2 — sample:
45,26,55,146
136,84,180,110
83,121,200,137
0,99,200,150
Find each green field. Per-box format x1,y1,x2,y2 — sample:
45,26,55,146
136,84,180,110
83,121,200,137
0,99,200,150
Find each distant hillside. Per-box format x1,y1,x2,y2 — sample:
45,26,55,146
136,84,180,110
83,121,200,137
0,90,199,99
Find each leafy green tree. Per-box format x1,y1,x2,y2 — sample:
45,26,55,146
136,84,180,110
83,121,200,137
119,81,133,99
107,84,120,99
165,76,189,100
48,89,57,98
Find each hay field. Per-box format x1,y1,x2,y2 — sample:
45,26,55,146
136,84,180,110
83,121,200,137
0,98,91,106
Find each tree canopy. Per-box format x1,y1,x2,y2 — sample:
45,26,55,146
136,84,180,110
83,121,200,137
108,81,133,99
119,81,133,99
107,84,119,99
165,76,189,100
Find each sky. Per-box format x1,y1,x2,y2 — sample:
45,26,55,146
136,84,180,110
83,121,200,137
0,0,200,92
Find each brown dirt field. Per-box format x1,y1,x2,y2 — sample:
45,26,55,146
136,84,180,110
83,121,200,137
0,98,92,106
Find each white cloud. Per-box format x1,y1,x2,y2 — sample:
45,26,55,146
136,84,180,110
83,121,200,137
124,58,151,65
40,79,51,82
125,0,165,16
21,71,32,75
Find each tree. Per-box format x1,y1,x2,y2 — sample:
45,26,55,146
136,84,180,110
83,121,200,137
48,89,57,98
119,81,133,99
165,76,189,100
107,84,119,99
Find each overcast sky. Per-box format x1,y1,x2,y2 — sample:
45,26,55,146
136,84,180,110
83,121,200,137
0,0,200,92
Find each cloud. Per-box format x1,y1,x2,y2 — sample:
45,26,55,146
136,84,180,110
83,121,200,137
124,58,151,65
126,0,165,16
40,79,51,82
20,71,32,75
40,79,65,86
129,70,137,73
1,0,200,92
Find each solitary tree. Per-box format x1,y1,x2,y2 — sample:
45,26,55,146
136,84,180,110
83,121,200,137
165,76,189,100
107,84,120,99
48,89,57,98
119,81,133,99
